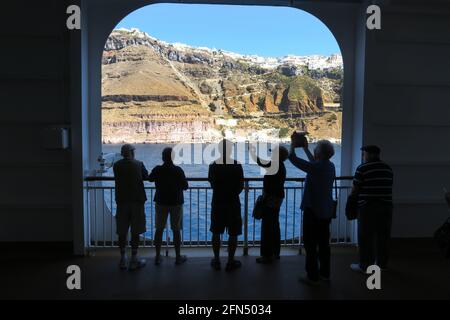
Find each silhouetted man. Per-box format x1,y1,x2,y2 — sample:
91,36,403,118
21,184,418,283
149,147,188,265
350,145,393,273
113,144,148,270
208,139,244,271
289,134,336,285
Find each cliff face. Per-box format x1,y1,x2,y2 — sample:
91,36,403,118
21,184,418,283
102,28,343,143
102,119,218,144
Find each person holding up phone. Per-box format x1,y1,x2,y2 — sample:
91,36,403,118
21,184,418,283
288,132,336,285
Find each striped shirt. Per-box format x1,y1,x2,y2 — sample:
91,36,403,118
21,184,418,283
353,160,393,206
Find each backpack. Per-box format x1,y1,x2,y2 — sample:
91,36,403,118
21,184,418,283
434,217,450,258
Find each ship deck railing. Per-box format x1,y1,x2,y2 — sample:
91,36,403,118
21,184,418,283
84,176,356,254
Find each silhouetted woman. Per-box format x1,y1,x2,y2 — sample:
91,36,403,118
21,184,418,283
250,145,289,264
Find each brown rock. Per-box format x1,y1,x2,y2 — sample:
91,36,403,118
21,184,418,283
250,94,260,106
274,89,284,106
263,94,279,113
243,96,258,112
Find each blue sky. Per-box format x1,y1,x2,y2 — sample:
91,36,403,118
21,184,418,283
116,4,340,57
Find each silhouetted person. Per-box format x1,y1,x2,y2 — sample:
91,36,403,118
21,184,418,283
350,145,393,272
208,139,244,271
289,134,336,285
149,147,188,265
113,144,148,270
250,145,288,264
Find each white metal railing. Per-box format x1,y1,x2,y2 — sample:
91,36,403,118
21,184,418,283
84,177,356,254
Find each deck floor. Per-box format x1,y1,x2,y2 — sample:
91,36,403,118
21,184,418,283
1,240,449,300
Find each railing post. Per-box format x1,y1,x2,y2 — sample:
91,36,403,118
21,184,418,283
243,180,249,256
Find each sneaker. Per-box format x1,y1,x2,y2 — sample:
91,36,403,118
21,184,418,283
350,263,365,273
175,255,187,265
129,257,147,271
256,256,273,264
298,276,320,287
210,258,221,271
119,256,128,270
154,255,162,266
225,259,242,272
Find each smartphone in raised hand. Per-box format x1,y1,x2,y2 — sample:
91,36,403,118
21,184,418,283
291,131,308,148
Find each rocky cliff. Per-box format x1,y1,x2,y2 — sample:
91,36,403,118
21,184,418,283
102,28,343,143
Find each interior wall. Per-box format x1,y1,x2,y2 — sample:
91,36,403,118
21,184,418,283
0,0,74,242
362,2,450,237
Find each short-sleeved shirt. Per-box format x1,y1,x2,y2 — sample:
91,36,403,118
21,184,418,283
208,159,244,236
148,163,188,206
113,159,148,203
353,160,394,206
208,159,244,206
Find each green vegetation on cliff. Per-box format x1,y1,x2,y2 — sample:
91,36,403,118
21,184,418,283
287,76,322,105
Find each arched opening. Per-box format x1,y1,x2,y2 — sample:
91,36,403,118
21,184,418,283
77,0,364,255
